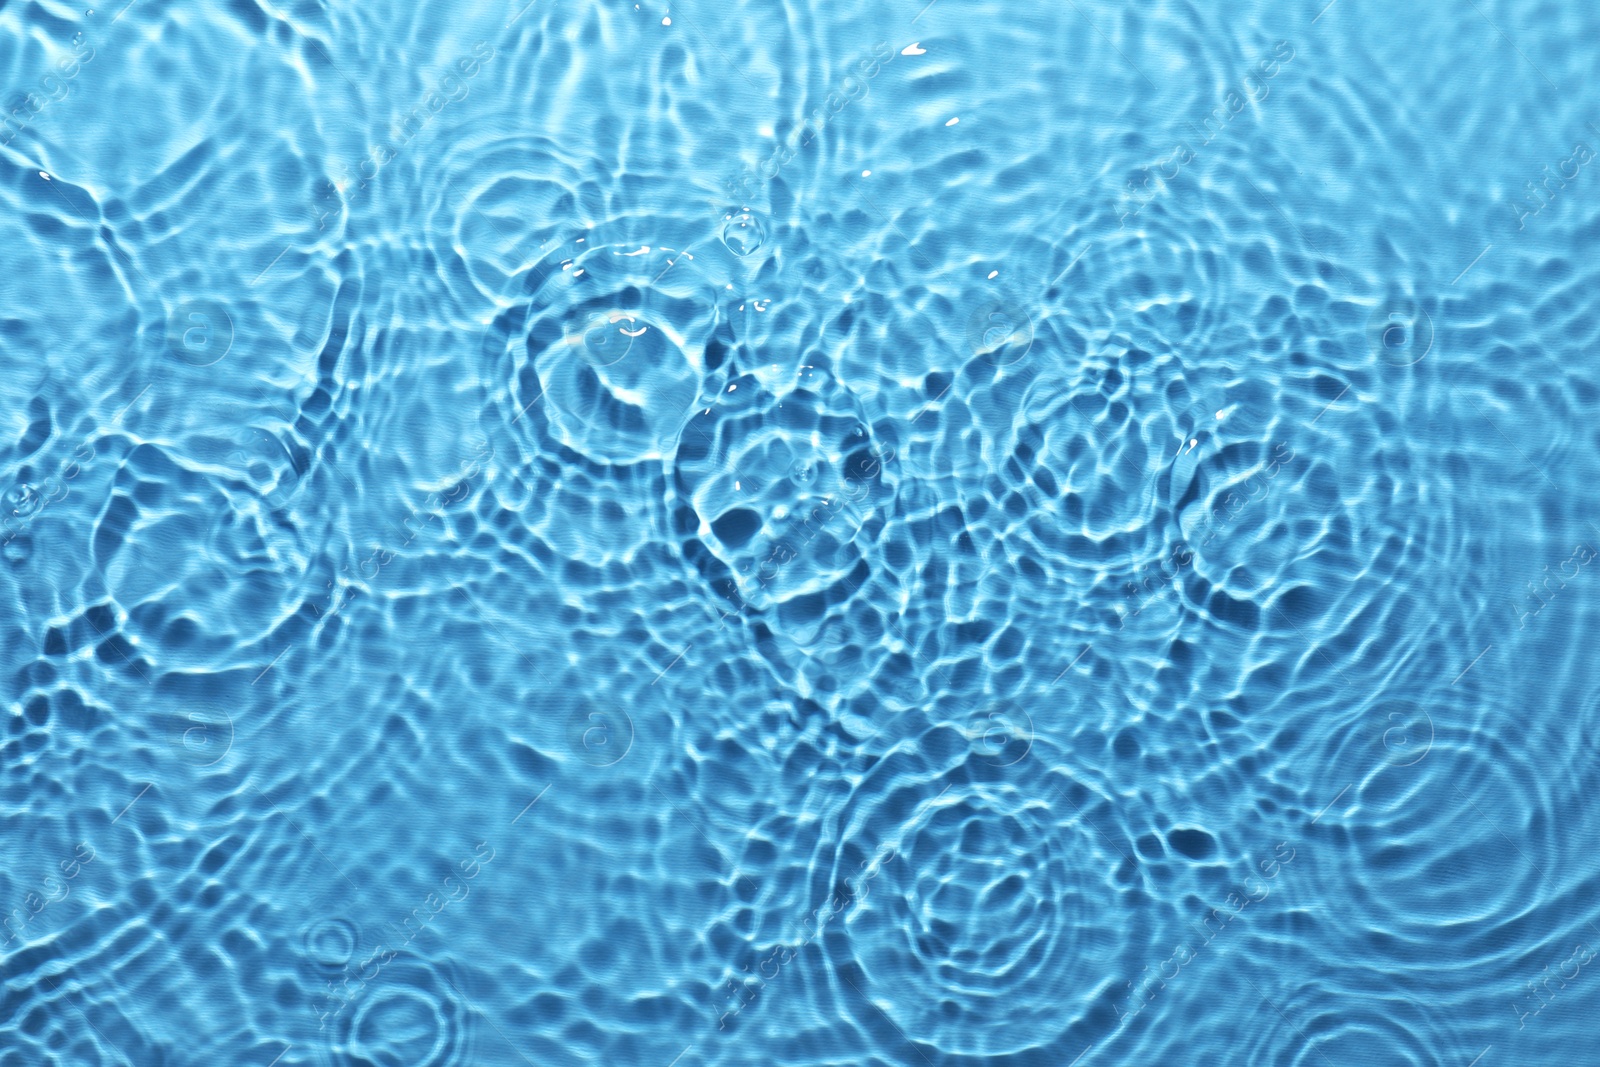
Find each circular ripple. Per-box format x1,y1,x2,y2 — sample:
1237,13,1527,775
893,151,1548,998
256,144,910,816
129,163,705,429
94,445,314,668
1159,967,1474,1067
764,557,916,707
422,131,593,317
671,362,898,613
1010,338,1223,610
1290,1016,1439,1067
303,918,359,971
849,793,1091,1056
322,954,474,1067
1060,200,1235,356
4,483,47,521
801,720,1152,1061
220,425,305,513
348,988,451,1067
1273,977,1468,1067
512,234,714,466
1304,710,1577,985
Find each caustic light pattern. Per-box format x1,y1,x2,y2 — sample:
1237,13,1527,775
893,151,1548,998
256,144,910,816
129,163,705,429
2,0,1598,1065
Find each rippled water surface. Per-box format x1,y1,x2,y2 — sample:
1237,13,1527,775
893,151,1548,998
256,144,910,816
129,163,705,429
4,0,1600,1063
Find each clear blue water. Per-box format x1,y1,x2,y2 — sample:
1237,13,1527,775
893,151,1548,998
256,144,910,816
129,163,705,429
3,0,1599,1063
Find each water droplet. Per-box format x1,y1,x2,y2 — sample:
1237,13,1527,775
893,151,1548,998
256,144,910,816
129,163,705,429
721,210,767,257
